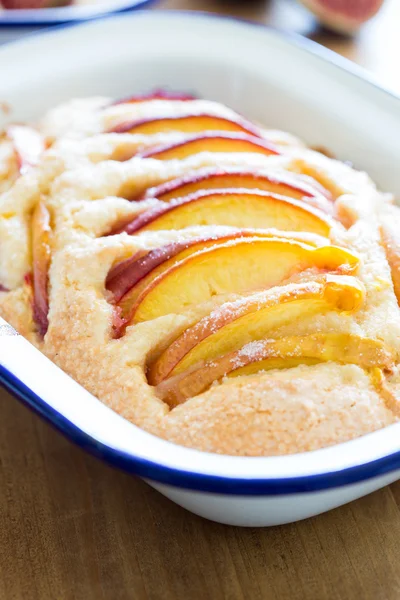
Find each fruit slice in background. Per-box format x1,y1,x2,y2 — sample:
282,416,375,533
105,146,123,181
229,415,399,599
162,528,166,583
137,132,280,160
31,201,52,337
112,113,263,138
112,90,196,106
380,214,400,306
7,125,45,173
115,189,334,236
130,238,359,323
141,168,333,205
158,333,393,407
297,0,385,34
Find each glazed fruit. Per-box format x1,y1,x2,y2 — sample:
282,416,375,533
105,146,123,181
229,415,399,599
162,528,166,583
137,132,280,160
107,229,328,302
157,333,393,407
31,202,52,337
148,275,365,385
107,230,330,336
112,113,263,138
114,189,334,236
141,168,333,206
130,238,359,323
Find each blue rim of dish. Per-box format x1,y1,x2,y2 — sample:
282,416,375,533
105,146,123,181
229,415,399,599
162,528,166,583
2,360,400,495
1,11,400,496
0,0,157,27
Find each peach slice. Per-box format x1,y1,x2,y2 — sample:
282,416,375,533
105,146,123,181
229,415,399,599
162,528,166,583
107,229,325,301
131,238,359,323
291,160,345,200
112,90,196,105
7,125,45,173
137,132,280,160
370,368,400,417
115,189,334,236
157,334,393,407
107,230,329,337
31,201,52,337
380,216,400,305
112,113,263,137
148,275,364,385
141,168,333,205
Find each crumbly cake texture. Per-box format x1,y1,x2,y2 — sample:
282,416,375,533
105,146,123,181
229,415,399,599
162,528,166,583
1,94,400,456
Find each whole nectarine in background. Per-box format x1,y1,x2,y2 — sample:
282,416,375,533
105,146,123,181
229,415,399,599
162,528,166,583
2,0,71,8
297,0,385,34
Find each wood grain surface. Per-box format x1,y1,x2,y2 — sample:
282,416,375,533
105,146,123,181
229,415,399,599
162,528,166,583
2,1,400,598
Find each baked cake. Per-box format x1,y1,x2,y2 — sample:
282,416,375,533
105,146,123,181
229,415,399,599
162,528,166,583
1,91,400,456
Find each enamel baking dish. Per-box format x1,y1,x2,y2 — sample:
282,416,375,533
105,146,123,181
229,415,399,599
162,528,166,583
1,11,400,527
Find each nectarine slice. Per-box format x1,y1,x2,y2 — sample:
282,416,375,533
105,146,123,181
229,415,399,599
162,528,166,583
157,334,393,407
31,201,52,337
131,238,359,323
107,229,326,301
7,125,45,173
141,168,333,206
117,189,334,236
108,230,329,337
148,275,365,385
370,368,400,417
112,113,263,138
380,215,400,306
112,90,196,105
137,132,280,160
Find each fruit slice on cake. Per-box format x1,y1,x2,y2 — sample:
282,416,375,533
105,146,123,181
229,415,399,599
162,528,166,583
7,125,45,172
141,168,333,206
107,229,329,337
112,113,263,138
112,90,196,105
113,189,334,236
128,238,359,323
31,201,52,337
147,274,365,385
137,132,280,160
157,333,393,407
380,214,400,305
370,368,400,417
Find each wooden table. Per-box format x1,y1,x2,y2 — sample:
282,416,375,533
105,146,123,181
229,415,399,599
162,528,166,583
1,1,400,598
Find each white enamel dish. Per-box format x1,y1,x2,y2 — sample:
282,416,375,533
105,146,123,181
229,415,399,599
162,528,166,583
1,11,400,527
